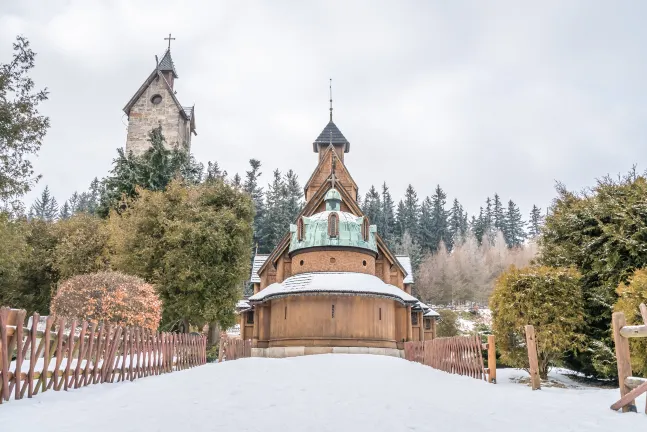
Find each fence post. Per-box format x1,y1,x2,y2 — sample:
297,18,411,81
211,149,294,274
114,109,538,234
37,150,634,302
524,325,541,390
612,311,636,412
487,335,496,384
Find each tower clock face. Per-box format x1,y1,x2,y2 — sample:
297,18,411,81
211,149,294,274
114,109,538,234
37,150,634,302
151,94,163,105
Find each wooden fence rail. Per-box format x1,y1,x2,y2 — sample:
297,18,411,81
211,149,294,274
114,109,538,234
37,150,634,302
610,303,647,413
218,337,251,362
404,334,495,383
0,307,207,404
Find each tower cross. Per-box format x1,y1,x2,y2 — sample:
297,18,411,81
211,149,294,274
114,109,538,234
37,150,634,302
164,33,176,50
329,78,333,121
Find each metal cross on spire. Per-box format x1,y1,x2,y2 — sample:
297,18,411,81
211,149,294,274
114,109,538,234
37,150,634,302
164,33,176,50
329,78,333,122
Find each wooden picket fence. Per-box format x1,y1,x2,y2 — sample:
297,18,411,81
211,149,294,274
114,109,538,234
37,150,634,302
404,334,495,383
0,307,207,404
218,336,252,362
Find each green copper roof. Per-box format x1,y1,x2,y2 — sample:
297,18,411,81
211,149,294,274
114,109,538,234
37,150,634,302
289,188,377,254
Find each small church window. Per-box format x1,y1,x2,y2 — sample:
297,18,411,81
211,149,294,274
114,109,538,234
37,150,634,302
424,318,431,330
362,217,370,241
332,304,335,318
379,308,382,321
285,306,287,320
328,213,339,238
151,94,163,105
246,311,254,325
297,217,305,241
411,312,418,326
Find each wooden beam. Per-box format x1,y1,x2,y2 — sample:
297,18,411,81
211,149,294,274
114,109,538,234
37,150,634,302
611,379,647,412
524,325,541,390
487,335,496,384
619,324,647,338
612,312,636,412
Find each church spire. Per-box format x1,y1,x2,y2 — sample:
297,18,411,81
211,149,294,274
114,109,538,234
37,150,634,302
329,78,333,122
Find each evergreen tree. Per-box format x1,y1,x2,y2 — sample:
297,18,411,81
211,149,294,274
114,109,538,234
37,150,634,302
205,161,227,182
67,192,81,213
493,193,505,233
448,198,465,248
77,177,101,215
418,197,433,252
261,169,288,251
361,185,381,228
29,186,58,221
59,201,71,220
379,182,396,247
395,200,406,239
429,185,449,253
232,173,242,188
243,159,265,251
400,184,420,241
504,199,526,247
528,205,544,238
283,169,303,223
472,207,486,244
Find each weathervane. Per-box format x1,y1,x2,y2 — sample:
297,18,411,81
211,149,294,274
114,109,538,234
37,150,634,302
164,33,176,50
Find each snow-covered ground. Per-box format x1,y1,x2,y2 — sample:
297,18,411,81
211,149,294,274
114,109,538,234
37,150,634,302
0,354,643,431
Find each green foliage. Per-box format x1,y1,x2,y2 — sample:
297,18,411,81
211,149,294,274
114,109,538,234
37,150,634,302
29,186,58,221
0,36,49,213
490,265,585,379
97,126,202,217
436,309,460,337
52,213,110,280
0,213,28,307
539,171,647,377
206,343,220,363
108,179,254,331
615,268,647,377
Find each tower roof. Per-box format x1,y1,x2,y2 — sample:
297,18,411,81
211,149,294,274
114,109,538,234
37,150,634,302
313,121,350,153
158,49,178,78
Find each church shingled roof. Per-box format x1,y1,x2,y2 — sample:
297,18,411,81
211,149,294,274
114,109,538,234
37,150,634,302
158,49,178,78
313,121,350,153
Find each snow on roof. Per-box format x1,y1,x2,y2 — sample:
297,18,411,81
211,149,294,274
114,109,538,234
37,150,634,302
424,309,440,317
236,300,250,309
412,301,440,318
249,272,419,305
396,256,414,284
250,254,269,283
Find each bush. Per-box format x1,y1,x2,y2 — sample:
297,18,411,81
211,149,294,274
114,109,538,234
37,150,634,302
206,344,220,363
490,265,585,379
53,213,110,280
615,268,647,377
51,271,161,330
437,309,460,337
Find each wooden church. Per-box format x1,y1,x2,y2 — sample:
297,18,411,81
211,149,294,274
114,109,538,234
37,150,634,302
239,100,438,358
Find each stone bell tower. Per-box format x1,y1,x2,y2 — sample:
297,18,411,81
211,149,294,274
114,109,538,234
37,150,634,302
122,34,196,157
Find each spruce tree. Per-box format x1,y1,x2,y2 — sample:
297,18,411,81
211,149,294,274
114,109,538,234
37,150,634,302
29,186,58,221
401,184,421,241
493,193,505,233
472,207,486,244
528,205,544,238
504,199,526,247
362,185,381,228
379,182,397,247
429,185,449,253
283,169,303,223
243,159,265,251
448,198,465,249
395,199,406,240
59,201,71,220
418,196,433,252
232,173,242,188
205,161,227,182
261,169,287,251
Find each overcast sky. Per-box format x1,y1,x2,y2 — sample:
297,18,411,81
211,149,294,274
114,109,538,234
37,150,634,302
2,1,646,219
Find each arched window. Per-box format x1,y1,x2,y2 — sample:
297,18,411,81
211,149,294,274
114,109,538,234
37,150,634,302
297,217,305,241
362,217,370,241
328,213,339,238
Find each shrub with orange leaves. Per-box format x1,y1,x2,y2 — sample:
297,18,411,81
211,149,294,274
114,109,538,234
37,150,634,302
51,271,161,331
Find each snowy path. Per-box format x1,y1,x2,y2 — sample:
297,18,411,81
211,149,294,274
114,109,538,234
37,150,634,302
0,354,644,431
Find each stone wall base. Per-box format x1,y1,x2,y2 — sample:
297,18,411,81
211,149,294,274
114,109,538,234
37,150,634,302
251,346,404,359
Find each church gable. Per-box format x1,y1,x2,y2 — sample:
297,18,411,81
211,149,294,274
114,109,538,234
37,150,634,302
304,145,358,202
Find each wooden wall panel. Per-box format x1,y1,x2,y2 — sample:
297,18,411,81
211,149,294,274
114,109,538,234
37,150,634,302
268,296,402,348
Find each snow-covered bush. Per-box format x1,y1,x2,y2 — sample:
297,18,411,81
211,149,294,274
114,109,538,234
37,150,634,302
51,271,161,330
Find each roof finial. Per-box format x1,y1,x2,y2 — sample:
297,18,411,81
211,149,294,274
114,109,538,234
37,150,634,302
164,33,176,50
329,78,333,122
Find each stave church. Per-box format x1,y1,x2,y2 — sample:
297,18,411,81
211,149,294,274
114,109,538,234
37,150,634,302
238,94,439,359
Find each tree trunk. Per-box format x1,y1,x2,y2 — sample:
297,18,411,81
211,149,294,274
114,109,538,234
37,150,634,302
207,322,220,347
181,318,190,333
